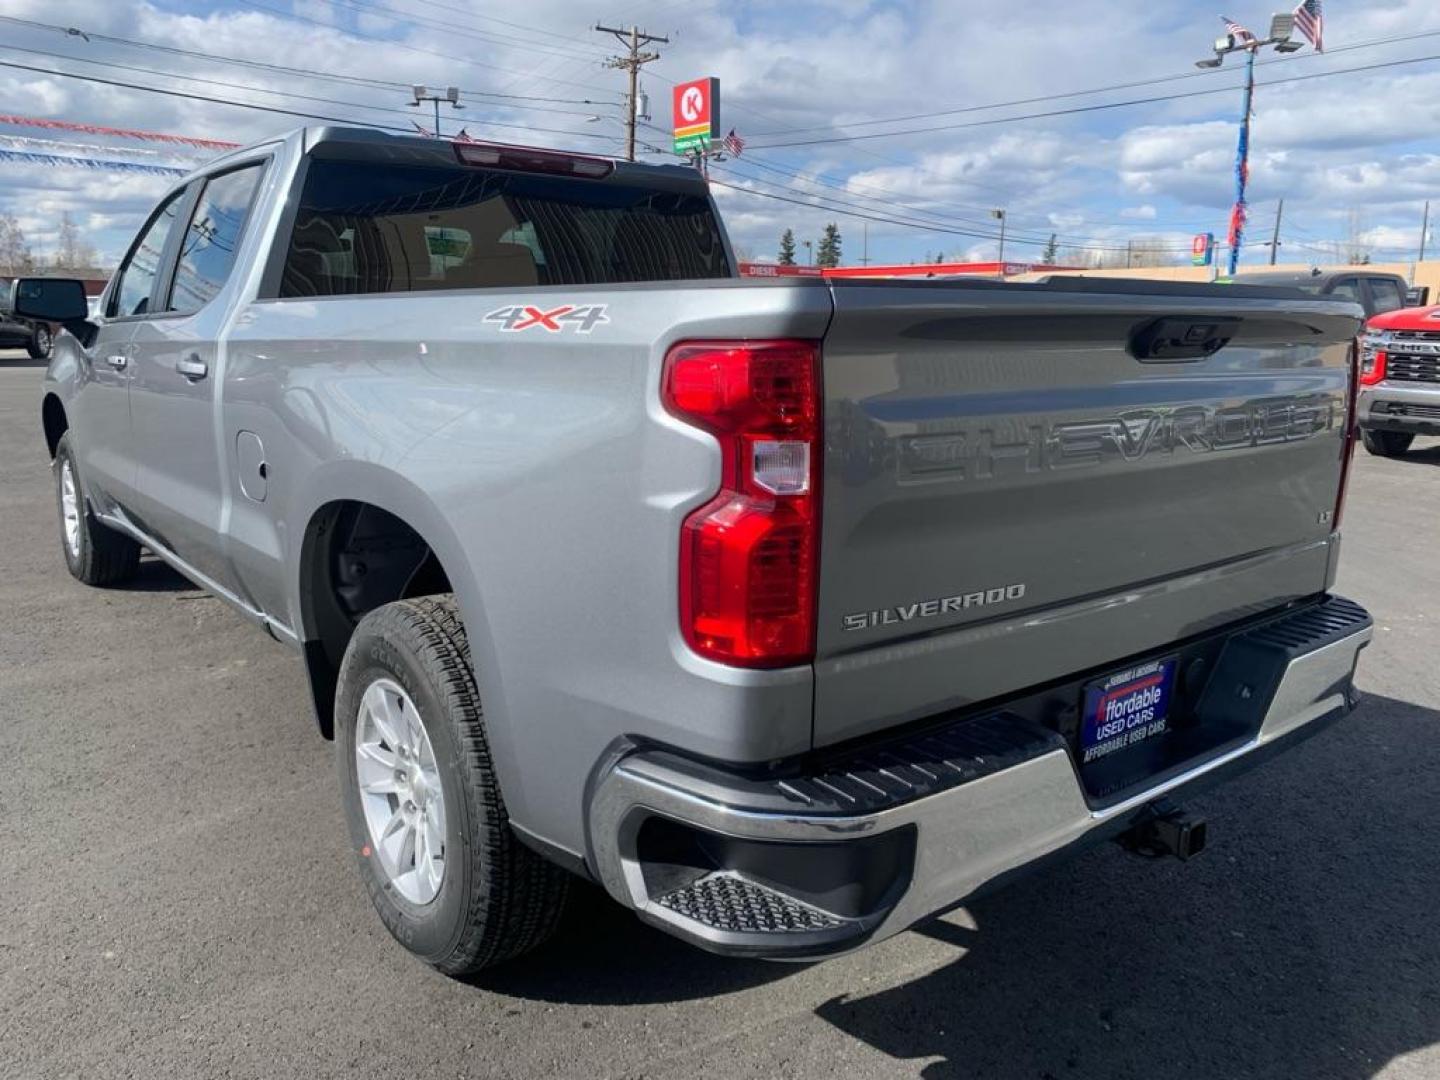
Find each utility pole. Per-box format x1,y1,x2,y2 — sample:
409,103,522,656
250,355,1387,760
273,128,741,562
1420,200,1431,263
1269,197,1285,265
803,239,813,267
861,222,869,266
596,23,668,161
991,208,1006,276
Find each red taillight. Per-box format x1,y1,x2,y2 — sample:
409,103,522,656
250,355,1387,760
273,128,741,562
1359,348,1387,386
1334,339,1360,530
663,340,821,667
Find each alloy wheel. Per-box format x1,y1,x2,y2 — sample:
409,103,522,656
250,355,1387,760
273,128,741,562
354,678,447,905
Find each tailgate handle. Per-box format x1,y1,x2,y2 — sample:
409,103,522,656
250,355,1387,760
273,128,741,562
1129,317,1240,362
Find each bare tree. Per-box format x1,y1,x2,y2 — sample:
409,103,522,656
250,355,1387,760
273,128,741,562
1343,209,1371,265
0,213,35,275
54,212,98,271
1063,236,1178,270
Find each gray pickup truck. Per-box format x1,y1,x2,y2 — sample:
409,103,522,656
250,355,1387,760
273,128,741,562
15,126,1374,974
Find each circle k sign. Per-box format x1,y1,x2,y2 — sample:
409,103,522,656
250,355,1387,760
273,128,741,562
672,77,720,152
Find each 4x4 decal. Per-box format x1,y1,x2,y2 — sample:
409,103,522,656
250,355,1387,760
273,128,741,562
483,303,610,333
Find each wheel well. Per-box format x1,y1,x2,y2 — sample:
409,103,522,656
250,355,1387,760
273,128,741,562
299,501,454,738
41,395,67,459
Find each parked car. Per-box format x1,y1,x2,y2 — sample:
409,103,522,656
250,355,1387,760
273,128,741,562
1356,303,1440,456
1228,268,1410,318
0,278,55,358
20,126,1373,975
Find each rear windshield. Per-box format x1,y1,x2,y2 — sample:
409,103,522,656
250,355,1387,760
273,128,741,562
279,159,730,297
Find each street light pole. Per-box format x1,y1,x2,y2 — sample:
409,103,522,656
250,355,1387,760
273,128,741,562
1195,13,1305,275
1229,45,1257,277
411,85,463,138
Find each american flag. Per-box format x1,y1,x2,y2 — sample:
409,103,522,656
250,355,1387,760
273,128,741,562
722,128,745,157
1293,0,1324,52
1220,14,1256,43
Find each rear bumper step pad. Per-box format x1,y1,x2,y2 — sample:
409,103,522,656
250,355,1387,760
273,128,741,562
586,595,1372,959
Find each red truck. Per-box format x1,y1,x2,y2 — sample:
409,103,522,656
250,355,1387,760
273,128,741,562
1359,303,1440,457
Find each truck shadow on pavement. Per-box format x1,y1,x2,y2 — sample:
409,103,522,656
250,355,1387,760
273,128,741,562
1386,442,1440,468
126,555,208,594
482,693,1438,1077
813,691,1440,1079
472,881,790,1002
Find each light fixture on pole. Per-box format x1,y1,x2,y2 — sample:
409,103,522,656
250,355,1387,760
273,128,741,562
410,85,463,139
1195,13,1308,275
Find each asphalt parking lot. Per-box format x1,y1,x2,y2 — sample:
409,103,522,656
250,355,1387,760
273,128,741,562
2,351,1438,1080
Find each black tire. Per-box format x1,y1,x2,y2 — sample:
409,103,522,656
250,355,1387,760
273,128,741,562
27,323,53,360
54,433,140,586
1361,429,1414,457
335,595,570,974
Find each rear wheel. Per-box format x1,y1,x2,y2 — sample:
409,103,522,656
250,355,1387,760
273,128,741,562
54,433,140,586
1361,429,1414,457
335,596,570,974
27,323,53,360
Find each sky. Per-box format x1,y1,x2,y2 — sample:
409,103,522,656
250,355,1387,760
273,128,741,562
1,0,1439,270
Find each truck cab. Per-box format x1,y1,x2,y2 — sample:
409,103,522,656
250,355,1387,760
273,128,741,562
1229,268,1410,319
1358,304,1440,456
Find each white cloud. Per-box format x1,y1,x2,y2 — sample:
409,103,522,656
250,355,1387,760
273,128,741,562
2,0,1439,270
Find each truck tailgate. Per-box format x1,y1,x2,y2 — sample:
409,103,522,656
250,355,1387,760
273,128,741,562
814,278,1361,747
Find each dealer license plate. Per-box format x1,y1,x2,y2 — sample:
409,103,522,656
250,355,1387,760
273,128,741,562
1079,657,1179,765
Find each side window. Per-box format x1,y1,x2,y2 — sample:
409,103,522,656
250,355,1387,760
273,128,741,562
1328,279,1361,304
108,190,186,318
1369,279,1405,314
167,164,265,315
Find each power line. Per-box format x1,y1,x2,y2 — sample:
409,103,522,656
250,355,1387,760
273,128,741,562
0,43,604,125
241,0,619,96
0,15,610,106
751,52,1440,149
312,0,615,63
401,0,616,53
734,151,1205,241
745,27,1440,139
709,167,1194,255
0,58,628,145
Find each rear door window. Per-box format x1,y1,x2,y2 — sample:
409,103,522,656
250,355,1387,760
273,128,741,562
167,164,266,315
279,158,729,297
1367,278,1406,314
1328,279,1361,304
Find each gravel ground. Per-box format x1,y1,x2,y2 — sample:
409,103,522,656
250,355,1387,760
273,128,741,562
2,352,1438,1080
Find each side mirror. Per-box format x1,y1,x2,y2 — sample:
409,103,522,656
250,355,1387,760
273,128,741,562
5,277,90,322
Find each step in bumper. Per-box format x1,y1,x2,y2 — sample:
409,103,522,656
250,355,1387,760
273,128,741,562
585,596,1372,959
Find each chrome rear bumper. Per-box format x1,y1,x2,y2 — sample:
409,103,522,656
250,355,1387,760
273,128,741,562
586,596,1372,959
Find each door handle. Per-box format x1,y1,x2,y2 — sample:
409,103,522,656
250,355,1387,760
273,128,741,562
105,354,128,370
176,355,208,380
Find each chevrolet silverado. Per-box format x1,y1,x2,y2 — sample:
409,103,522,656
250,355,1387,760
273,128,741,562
1358,303,1440,457
13,126,1373,973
